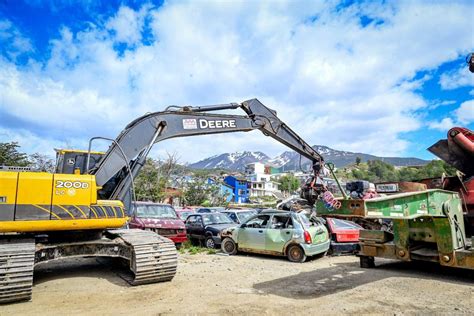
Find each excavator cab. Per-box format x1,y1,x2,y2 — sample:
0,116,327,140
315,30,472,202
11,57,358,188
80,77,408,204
55,149,104,174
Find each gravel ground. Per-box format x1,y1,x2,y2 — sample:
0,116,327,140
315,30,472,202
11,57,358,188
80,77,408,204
2,252,474,315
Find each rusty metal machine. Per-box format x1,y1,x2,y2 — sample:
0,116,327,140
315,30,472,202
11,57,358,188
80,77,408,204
314,126,474,270
429,127,474,235
316,189,474,269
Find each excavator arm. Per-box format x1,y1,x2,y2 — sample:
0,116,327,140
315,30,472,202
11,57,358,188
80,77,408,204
90,98,324,205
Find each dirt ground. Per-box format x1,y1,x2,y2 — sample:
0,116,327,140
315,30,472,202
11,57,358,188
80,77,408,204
2,251,474,315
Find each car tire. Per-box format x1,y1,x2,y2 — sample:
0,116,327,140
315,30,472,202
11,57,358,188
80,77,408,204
190,238,200,246
205,236,216,249
221,238,238,255
287,245,307,263
360,256,375,268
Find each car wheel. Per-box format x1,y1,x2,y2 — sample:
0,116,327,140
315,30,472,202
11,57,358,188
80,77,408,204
360,256,375,268
205,237,216,249
221,238,237,255
287,245,307,263
190,238,200,246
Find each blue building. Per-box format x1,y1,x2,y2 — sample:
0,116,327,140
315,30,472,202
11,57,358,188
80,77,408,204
219,183,234,203
223,176,249,203
207,178,234,203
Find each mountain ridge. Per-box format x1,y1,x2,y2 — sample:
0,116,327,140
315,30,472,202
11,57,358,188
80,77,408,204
188,145,429,171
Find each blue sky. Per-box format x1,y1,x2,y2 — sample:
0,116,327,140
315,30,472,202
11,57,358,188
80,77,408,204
0,0,473,163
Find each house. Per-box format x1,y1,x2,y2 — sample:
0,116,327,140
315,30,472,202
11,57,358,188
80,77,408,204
220,183,234,202
223,176,249,203
245,162,283,199
207,178,234,202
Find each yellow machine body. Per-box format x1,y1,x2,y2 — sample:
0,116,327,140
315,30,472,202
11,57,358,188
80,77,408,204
0,171,127,233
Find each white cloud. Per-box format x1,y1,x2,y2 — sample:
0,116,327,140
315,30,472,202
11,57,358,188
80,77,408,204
439,65,474,90
0,19,34,61
428,99,474,131
106,5,150,45
455,99,474,124
0,1,473,162
428,117,456,131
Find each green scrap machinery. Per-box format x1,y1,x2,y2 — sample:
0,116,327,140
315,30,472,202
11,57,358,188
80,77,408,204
316,189,474,270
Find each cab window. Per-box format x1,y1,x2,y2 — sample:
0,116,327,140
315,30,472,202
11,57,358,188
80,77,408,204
186,215,198,224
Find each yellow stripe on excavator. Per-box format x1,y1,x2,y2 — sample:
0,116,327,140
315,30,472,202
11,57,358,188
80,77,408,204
34,204,61,220
0,218,128,233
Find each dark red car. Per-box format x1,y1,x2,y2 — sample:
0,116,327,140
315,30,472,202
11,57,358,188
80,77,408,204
175,207,196,221
129,202,187,249
325,218,363,254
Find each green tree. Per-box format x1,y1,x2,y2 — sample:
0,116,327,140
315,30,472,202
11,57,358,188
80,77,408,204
183,176,211,206
355,156,362,165
417,160,456,179
0,142,29,166
278,174,300,193
367,160,399,182
29,153,55,172
134,158,166,202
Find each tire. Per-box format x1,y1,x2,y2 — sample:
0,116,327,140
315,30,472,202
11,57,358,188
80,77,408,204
190,238,200,246
360,256,375,268
221,238,238,255
205,236,216,249
287,245,307,263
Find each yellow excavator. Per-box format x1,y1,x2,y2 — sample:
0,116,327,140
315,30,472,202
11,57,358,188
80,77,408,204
0,99,328,303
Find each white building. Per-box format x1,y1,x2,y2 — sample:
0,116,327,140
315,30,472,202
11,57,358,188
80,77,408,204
245,162,282,198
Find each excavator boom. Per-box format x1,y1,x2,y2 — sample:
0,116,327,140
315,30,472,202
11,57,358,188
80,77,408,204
90,98,324,204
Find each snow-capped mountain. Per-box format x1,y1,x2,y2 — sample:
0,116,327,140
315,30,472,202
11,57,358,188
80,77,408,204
275,145,429,170
188,145,429,171
189,151,270,170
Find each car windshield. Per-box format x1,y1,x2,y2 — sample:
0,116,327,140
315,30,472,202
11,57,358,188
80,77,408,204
179,211,194,219
135,204,178,219
237,211,257,223
202,213,233,225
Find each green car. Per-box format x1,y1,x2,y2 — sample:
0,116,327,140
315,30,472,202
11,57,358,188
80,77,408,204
220,210,330,262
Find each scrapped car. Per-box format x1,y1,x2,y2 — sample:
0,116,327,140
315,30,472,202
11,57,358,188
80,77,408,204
185,213,237,248
175,207,195,221
129,202,187,249
220,210,330,262
326,217,363,254
220,209,257,224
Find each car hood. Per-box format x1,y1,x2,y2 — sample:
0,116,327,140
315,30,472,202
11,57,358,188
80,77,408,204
140,218,185,229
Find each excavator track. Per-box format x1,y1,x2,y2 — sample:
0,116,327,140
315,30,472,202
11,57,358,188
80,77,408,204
107,229,178,285
0,239,35,304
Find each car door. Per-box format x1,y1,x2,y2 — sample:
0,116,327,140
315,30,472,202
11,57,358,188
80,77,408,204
265,214,293,253
185,215,197,238
237,214,270,251
194,216,206,240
